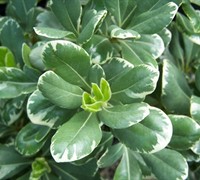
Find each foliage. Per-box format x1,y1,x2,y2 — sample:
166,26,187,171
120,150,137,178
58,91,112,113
1,0,200,179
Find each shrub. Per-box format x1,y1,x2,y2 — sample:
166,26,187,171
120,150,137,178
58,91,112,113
0,0,200,179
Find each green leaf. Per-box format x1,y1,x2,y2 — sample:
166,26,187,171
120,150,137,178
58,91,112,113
130,2,178,34
42,40,91,90
0,19,25,67
50,0,81,35
78,10,107,44
168,115,200,150
0,67,36,98
51,111,102,162
104,0,136,27
109,25,140,39
15,123,51,156
121,34,164,68
98,103,149,129
97,143,124,168
161,59,192,114
191,95,200,124
38,71,83,109
50,159,99,179
0,145,31,179
1,95,26,125
195,66,200,92
27,90,74,128
88,64,105,85
142,149,188,180
114,147,142,180
102,57,133,83
113,107,172,153
83,35,114,63
111,65,159,103
33,27,76,39
100,78,112,102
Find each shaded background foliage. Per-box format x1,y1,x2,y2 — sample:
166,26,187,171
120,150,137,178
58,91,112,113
0,0,200,180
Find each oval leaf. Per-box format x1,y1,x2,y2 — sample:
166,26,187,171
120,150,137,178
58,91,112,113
38,71,83,109
42,40,91,89
113,107,172,153
97,143,124,168
15,123,51,156
98,103,149,129
191,95,200,124
161,59,192,114
0,67,36,98
51,111,102,162
27,90,74,128
168,115,200,150
111,65,159,103
142,149,188,180
78,10,107,44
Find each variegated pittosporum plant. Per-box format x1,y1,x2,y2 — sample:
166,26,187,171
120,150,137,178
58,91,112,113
1,0,200,179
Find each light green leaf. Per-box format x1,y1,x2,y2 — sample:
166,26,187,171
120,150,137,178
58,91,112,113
15,123,51,156
142,149,188,180
100,78,112,102
51,111,102,162
38,71,83,109
111,65,159,103
168,115,200,150
0,145,31,179
161,59,192,114
109,25,140,39
0,46,16,67
29,43,46,71
27,90,74,128
42,40,91,90
0,67,36,98
0,19,25,67
22,43,31,68
191,95,200,124
121,34,164,68
97,143,124,168
78,10,107,44
113,107,172,153
130,2,178,34
33,27,75,39
98,103,149,129
50,0,81,35
114,147,142,180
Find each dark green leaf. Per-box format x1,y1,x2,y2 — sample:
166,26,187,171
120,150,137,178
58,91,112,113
50,0,81,35
97,143,124,168
142,149,188,180
15,123,51,156
0,145,31,179
161,59,192,114
114,147,142,180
